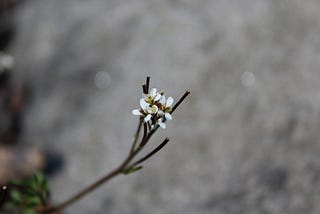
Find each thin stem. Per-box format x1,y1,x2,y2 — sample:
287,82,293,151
141,123,148,142
171,90,190,114
145,76,150,94
129,120,142,155
44,122,159,213
44,167,122,213
142,85,147,94
142,76,150,94
147,121,151,131
130,138,169,167
136,125,158,153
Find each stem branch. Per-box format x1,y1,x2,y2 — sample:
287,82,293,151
171,90,190,114
130,138,169,167
43,122,160,213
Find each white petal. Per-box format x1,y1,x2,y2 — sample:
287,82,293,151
158,120,166,129
143,94,147,100
140,98,148,110
166,97,174,107
132,109,142,116
158,110,164,115
158,118,166,129
144,114,152,122
154,93,161,101
165,113,172,121
160,95,166,105
150,88,157,97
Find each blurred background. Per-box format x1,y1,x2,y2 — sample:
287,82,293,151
1,0,320,213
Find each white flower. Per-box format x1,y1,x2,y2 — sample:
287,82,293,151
144,88,161,103
144,104,158,122
159,95,174,121
147,105,158,114
132,87,175,128
132,98,159,122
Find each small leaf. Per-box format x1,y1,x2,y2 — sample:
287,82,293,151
34,173,44,185
25,196,42,206
123,166,143,175
27,181,37,193
3,172,51,213
10,190,21,202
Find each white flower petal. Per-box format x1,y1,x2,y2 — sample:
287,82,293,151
143,94,147,100
144,114,152,122
159,123,166,129
158,110,164,115
166,97,174,107
165,113,172,121
150,88,157,97
132,109,142,116
140,98,148,110
158,119,166,129
154,93,161,101
140,98,145,108
160,95,166,105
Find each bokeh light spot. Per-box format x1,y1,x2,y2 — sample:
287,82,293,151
94,71,111,89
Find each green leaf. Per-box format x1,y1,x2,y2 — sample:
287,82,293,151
4,172,51,213
123,166,143,175
25,196,42,206
34,172,45,185
10,190,21,202
22,208,37,214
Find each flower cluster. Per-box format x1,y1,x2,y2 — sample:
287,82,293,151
132,88,174,129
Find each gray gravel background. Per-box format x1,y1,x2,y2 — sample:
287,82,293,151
9,0,320,213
